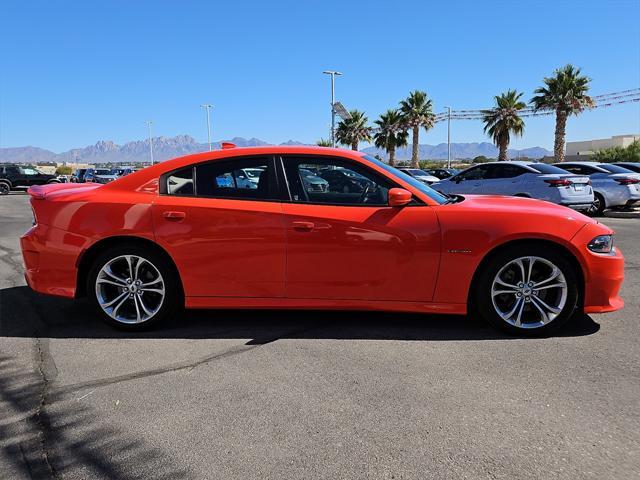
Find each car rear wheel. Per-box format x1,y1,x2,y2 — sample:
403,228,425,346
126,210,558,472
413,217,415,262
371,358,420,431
587,192,605,217
475,245,578,336
87,245,180,330
0,182,9,195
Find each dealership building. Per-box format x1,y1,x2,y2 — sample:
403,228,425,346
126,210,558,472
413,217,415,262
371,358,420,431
566,134,640,156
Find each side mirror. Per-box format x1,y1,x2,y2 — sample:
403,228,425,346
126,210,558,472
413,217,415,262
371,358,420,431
388,188,412,207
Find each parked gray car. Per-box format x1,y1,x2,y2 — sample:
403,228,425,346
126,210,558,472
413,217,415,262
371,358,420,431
432,161,594,211
552,161,640,215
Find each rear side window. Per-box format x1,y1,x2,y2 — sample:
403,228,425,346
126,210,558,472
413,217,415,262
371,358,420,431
597,164,634,174
166,167,194,195
195,157,276,200
528,163,569,174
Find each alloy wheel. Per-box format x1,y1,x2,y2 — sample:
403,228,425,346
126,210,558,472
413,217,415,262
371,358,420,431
95,255,165,324
491,256,568,329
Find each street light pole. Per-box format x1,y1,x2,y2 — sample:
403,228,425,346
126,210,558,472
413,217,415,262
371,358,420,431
200,104,213,151
145,120,154,165
445,106,452,168
323,70,342,147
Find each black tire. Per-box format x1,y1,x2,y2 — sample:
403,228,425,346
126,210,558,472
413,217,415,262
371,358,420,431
587,192,605,217
474,244,579,336
46,180,60,184
87,244,182,330
0,182,9,195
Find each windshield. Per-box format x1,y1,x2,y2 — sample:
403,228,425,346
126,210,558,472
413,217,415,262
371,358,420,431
362,155,448,204
597,164,635,174
528,163,572,174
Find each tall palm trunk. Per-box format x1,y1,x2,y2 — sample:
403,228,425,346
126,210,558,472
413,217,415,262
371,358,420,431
389,145,396,166
554,110,568,162
411,125,419,168
498,140,508,161
351,141,358,151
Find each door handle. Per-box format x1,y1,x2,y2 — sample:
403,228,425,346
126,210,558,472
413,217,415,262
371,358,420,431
162,211,186,221
292,221,315,232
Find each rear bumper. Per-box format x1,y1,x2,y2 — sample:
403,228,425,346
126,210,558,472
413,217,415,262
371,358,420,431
20,224,81,298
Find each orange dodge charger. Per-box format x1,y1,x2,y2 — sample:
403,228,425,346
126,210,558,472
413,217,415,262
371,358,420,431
21,146,624,335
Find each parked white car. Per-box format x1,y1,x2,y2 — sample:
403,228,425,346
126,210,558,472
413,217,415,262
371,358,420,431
432,161,594,211
552,161,640,215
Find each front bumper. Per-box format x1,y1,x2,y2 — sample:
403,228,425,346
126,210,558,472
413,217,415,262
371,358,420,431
572,224,625,314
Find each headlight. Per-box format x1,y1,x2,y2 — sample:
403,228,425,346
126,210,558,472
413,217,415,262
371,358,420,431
587,234,614,253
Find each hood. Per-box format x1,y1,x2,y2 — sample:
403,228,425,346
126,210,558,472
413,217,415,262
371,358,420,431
453,194,596,223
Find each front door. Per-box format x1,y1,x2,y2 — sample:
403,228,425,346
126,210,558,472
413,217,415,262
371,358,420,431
152,156,286,298
280,156,441,302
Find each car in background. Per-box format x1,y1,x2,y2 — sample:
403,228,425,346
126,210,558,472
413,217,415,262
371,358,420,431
612,162,640,174
423,168,460,180
0,164,60,195
84,168,115,184
111,167,136,177
71,168,88,183
432,161,593,211
300,168,329,192
240,167,265,187
397,168,440,185
552,161,640,215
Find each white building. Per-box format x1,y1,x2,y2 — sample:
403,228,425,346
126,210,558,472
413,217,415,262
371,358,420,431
566,134,640,156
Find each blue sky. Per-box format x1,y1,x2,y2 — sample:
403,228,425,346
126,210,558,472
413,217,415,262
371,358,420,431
1,0,639,152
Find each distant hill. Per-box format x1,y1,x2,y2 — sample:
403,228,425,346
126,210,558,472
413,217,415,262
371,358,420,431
361,142,551,160
0,136,551,164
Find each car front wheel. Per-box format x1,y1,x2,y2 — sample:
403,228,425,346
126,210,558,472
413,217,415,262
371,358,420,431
475,245,578,336
0,182,9,195
87,245,180,330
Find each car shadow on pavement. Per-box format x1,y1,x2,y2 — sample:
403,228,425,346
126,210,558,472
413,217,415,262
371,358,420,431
0,286,600,342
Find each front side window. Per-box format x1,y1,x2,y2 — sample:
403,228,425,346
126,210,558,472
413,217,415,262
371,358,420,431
282,156,390,205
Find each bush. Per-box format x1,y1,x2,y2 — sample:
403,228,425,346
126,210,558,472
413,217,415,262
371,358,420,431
55,165,73,176
592,140,640,163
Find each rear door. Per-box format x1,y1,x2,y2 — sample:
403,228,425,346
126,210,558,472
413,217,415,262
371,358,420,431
279,155,441,302
482,164,528,195
152,156,286,298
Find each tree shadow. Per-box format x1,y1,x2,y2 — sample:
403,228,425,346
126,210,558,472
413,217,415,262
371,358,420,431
0,286,600,343
0,355,193,479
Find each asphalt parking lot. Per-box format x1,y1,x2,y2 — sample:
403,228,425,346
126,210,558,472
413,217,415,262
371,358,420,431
1,192,638,480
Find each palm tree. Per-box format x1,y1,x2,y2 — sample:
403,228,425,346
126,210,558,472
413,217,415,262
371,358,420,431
481,90,526,161
335,110,372,151
531,64,594,162
316,138,332,147
373,109,408,166
399,90,435,168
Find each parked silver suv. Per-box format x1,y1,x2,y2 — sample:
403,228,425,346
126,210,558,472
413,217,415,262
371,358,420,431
432,161,593,211
552,161,640,215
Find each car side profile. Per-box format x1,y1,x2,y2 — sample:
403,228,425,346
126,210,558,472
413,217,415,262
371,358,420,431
432,161,594,211
21,146,624,335
552,161,640,215
0,164,60,195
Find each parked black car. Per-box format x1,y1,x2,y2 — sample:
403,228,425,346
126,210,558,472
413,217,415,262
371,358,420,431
0,165,60,195
423,168,460,180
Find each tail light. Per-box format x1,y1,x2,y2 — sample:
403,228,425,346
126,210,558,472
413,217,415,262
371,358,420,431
616,178,640,185
544,179,572,187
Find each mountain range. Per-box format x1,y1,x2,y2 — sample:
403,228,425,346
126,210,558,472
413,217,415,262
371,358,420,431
0,135,551,164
